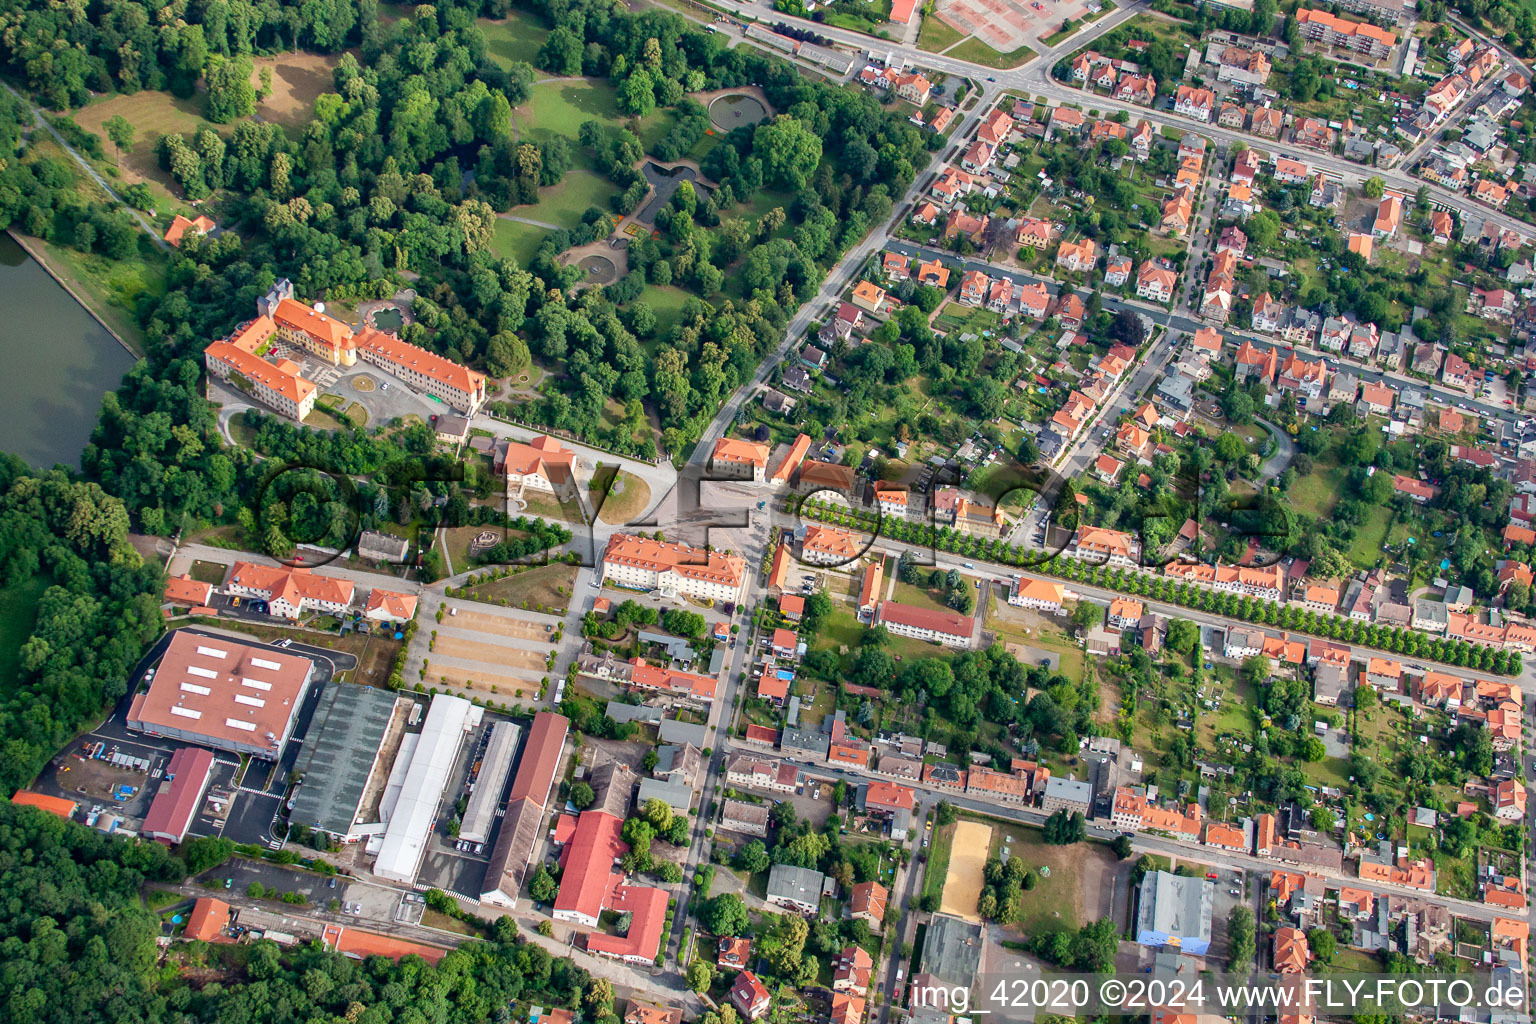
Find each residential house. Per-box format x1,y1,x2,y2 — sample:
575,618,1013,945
1175,85,1215,121
1137,262,1177,302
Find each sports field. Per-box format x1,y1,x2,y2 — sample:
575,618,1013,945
939,819,992,922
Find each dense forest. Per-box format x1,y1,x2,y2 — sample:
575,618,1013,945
0,801,601,1024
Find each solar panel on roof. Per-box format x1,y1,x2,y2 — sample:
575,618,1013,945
170,706,202,719
250,657,282,670
225,718,256,731
196,646,228,658
180,682,211,695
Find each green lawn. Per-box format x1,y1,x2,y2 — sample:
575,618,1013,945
1005,824,1096,934
1346,506,1392,569
39,240,163,356
519,168,615,228
1289,454,1346,518
637,284,694,338
513,79,673,152
1302,754,1352,790
0,576,47,696
479,12,548,68
815,607,866,654
891,579,961,616
922,819,954,906
917,16,965,53
188,560,227,585
945,37,1037,68
491,219,554,265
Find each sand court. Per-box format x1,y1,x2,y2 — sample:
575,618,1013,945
446,606,551,641
432,663,543,695
431,635,547,671
939,820,993,922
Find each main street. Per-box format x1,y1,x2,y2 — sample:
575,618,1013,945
751,497,1536,690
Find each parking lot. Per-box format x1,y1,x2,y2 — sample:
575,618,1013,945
413,709,525,899
38,628,348,847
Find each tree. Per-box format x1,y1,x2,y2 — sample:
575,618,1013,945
1242,654,1272,686
1070,601,1101,635
528,864,559,903
103,115,134,156
570,781,595,810
687,960,713,993
935,801,957,827
705,893,750,936
205,54,256,123
802,591,834,632
1364,176,1385,199
1308,927,1337,963
184,836,235,874
753,115,823,190
1227,906,1255,968
734,840,771,874
1111,835,1135,859
1246,209,1281,251
1110,309,1144,344
1167,618,1198,654
1043,809,1086,845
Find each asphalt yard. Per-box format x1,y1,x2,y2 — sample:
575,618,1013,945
936,0,1094,51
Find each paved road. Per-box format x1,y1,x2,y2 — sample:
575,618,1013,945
758,499,1536,690
2,82,169,250
707,0,1536,258
885,237,1522,427
1254,416,1295,482
729,736,1527,924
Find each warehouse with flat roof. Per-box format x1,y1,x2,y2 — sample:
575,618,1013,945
128,631,314,758
459,719,520,844
289,685,402,840
373,694,480,883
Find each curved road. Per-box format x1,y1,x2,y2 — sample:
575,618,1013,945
2,82,169,250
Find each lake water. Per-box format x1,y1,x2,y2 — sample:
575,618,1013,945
0,234,138,468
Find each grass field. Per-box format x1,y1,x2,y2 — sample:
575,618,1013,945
71,91,213,210
480,12,549,68
1002,823,1096,934
0,577,47,694
1289,454,1346,518
518,168,615,228
923,819,955,907
38,239,163,355
188,560,227,585
492,219,554,264
251,53,339,133
637,285,694,338
917,16,965,52
945,37,1037,68
512,80,626,147
589,467,652,525
892,579,964,615
1347,506,1392,569
462,563,578,610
